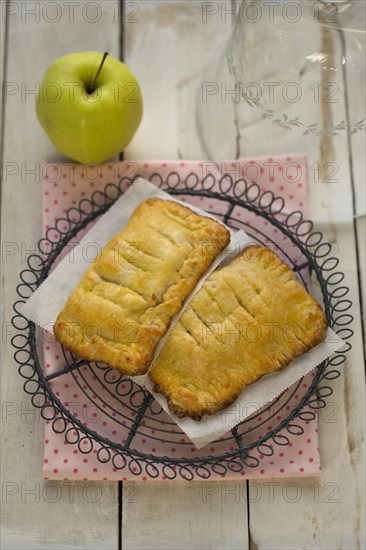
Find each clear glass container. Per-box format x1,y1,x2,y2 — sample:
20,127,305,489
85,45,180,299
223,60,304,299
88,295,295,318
197,0,366,159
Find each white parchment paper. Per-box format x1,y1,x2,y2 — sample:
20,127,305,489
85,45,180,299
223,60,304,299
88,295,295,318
22,178,345,448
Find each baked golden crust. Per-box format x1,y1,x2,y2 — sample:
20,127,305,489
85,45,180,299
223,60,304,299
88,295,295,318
149,245,328,420
54,198,230,375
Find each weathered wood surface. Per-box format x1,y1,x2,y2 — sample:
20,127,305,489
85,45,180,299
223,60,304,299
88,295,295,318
1,2,120,548
124,2,365,549
1,1,364,548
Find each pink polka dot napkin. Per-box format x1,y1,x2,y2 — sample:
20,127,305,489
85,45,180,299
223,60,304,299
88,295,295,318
41,156,322,481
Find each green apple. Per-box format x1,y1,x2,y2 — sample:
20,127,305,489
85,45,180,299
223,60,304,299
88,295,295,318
36,52,143,164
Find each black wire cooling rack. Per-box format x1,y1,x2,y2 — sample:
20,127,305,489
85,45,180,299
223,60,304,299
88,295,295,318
12,172,353,480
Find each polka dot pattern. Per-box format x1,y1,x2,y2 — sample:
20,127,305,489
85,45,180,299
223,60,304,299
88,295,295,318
42,157,320,481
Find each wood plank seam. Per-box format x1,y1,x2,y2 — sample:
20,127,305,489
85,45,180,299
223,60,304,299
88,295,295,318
0,0,10,209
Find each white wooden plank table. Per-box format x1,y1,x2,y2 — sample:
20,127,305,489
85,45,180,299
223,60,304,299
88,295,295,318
1,2,120,548
1,1,365,549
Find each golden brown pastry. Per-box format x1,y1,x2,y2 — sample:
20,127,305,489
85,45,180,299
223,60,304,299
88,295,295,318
54,198,230,375
149,245,327,420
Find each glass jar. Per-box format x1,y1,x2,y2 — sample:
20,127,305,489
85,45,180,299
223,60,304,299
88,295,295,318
197,0,366,159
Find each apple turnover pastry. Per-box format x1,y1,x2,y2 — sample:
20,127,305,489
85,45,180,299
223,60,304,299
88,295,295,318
149,245,327,420
54,198,230,375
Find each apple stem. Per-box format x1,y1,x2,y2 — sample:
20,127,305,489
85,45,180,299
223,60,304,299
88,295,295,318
88,51,109,94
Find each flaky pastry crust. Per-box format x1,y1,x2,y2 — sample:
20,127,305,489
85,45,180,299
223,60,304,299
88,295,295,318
149,245,328,420
54,198,230,375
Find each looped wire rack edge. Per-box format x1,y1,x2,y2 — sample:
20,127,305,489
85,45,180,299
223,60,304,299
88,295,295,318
11,172,353,480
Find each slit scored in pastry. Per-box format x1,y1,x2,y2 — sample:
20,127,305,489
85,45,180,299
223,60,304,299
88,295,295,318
149,245,328,420
54,198,230,375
